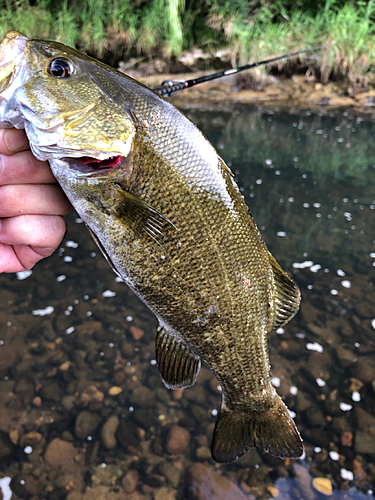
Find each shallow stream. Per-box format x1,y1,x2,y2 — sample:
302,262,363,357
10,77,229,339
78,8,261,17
0,104,374,500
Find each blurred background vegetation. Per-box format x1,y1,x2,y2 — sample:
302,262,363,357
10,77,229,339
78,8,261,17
1,0,374,87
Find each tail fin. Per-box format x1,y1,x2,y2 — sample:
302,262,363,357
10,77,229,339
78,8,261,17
211,395,303,464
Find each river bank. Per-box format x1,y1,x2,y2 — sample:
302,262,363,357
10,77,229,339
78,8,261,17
133,70,375,110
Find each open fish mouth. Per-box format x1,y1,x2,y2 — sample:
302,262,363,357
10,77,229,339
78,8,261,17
65,154,123,175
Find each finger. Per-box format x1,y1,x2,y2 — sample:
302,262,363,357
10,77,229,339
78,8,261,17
0,128,30,154
0,184,71,217
0,214,67,248
0,242,58,273
0,149,56,185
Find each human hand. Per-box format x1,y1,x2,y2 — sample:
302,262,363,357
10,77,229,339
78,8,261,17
0,128,71,273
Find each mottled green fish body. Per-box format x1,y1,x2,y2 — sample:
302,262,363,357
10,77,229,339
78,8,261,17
0,31,303,463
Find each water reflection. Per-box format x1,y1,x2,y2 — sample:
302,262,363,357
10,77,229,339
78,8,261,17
0,105,374,499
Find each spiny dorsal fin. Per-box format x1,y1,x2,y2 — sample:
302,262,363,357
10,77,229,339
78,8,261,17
155,326,201,389
113,184,179,246
211,394,303,464
269,253,301,331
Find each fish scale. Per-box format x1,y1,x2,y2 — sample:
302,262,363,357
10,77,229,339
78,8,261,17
0,30,303,463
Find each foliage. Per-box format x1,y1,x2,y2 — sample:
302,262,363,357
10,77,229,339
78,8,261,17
0,0,374,85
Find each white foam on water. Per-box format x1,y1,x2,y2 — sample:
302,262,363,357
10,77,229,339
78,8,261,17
0,477,12,500
32,306,54,316
340,402,353,411
306,342,323,353
66,240,78,248
16,270,32,280
352,392,361,402
329,451,339,461
310,264,322,273
341,469,354,481
272,377,280,387
292,261,314,269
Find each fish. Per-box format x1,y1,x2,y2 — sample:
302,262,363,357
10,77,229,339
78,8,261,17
0,31,303,463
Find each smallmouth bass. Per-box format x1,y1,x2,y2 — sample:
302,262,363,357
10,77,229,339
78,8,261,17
0,31,302,463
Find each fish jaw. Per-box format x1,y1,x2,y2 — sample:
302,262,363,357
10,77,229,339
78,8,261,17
0,31,135,162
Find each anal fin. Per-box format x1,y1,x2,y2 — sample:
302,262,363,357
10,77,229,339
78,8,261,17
155,326,201,389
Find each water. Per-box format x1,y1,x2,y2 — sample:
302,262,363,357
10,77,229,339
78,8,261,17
0,105,374,500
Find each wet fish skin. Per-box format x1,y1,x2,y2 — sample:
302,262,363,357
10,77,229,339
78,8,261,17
0,31,303,463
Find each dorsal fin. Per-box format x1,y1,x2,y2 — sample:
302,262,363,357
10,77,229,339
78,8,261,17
155,326,201,389
269,253,301,331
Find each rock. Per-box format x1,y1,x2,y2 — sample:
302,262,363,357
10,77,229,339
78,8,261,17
355,430,375,454
39,382,61,402
75,411,102,440
154,486,176,500
305,406,326,427
80,385,105,404
116,420,140,449
196,446,212,459
0,431,14,462
187,463,252,500
129,386,155,407
341,431,353,447
312,478,333,496
67,485,132,500
294,464,315,500
165,426,190,455
122,469,139,493
157,461,181,488
108,386,122,396
350,357,375,383
91,464,124,486
101,415,120,449
129,326,144,340
45,438,77,469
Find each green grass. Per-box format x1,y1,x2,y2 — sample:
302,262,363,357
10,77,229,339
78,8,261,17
0,0,374,86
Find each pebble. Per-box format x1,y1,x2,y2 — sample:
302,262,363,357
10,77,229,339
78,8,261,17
108,386,122,396
75,411,102,440
122,469,139,493
312,477,333,495
80,385,105,404
0,431,14,461
129,326,145,340
165,425,190,455
129,386,155,407
101,415,120,449
45,438,77,469
196,446,212,459
188,463,251,500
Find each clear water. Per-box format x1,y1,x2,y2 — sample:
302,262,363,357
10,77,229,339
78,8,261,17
0,104,374,499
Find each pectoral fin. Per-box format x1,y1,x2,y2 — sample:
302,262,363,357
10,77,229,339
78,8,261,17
155,326,201,389
269,253,301,331
113,184,179,246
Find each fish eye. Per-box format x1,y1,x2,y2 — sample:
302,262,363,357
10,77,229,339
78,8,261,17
47,58,72,78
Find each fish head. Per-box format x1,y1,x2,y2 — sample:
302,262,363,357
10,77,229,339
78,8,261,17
0,30,135,171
